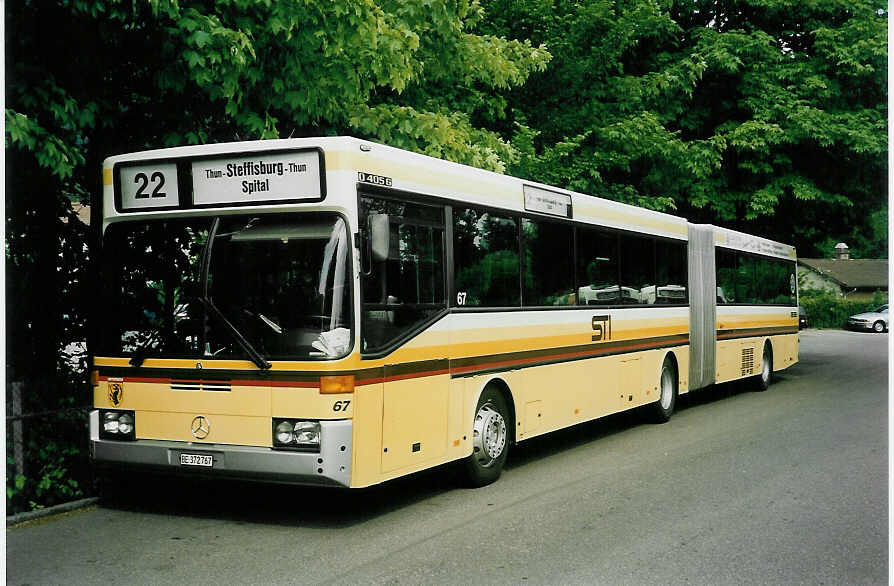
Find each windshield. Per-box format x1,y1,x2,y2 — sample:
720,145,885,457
98,213,352,361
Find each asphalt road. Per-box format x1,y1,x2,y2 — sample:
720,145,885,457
7,329,889,585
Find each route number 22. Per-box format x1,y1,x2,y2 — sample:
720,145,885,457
133,171,167,199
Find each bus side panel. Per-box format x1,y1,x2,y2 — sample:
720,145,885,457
352,324,456,487
350,382,383,488
515,347,687,443
715,306,798,383
447,309,689,444
381,373,449,473
715,338,758,384
672,345,692,395
514,358,613,441
715,334,796,384
771,333,799,372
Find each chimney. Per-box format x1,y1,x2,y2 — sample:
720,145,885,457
834,242,850,260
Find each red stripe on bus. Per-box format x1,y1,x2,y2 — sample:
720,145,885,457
449,338,685,375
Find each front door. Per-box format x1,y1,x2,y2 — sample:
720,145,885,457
359,193,449,473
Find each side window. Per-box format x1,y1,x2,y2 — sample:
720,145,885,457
753,257,785,304
779,260,797,306
655,240,688,304
577,228,619,306
619,234,655,305
453,207,520,307
716,248,737,304
717,250,796,306
735,255,757,303
522,218,574,306
760,258,797,305
360,196,446,353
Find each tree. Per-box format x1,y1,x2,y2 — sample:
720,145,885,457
5,0,550,388
481,0,887,256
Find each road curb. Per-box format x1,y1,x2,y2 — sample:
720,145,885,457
7,497,99,527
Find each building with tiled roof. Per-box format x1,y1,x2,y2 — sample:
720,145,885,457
798,243,888,300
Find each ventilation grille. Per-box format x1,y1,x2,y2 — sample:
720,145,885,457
171,380,232,392
741,347,755,376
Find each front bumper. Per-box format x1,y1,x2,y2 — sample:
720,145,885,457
89,411,353,487
846,320,875,331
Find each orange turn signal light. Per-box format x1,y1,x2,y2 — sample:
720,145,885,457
91,370,100,387
320,375,355,395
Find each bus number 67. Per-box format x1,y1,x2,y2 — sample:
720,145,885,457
333,400,351,412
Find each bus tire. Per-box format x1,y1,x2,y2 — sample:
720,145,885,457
756,342,772,391
650,356,677,423
463,387,510,487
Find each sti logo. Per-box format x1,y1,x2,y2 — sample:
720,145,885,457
108,382,125,406
591,315,612,342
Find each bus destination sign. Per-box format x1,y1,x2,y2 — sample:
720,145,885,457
191,150,322,205
118,163,181,210
523,185,572,218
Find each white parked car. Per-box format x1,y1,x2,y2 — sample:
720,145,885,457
846,304,888,333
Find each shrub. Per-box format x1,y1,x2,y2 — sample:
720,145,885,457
6,409,92,515
800,290,888,329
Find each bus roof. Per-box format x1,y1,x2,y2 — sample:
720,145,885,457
102,136,795,257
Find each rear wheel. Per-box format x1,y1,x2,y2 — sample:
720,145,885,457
873,321,885,333
650,356,677,423
756,343,773,391
463,387,510,487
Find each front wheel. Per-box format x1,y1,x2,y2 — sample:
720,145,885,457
463,387,510,487
873,321,886,333
650,356,677,423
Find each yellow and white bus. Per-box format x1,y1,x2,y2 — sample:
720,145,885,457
90,136,799,488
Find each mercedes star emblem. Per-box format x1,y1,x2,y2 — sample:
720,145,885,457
191,415,210,440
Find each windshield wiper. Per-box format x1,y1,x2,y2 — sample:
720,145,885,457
199,296,271,370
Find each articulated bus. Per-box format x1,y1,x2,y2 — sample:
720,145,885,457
90,136,799,488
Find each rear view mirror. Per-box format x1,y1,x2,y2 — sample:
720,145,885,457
369,214,390,262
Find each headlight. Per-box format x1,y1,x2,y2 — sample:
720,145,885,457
272,419,321,451
293,421,320,444
99,410,136,441
275,421,294,445
118,413,134,435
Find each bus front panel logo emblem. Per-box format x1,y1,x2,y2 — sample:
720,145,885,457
191,416,210,440
109,383,124,406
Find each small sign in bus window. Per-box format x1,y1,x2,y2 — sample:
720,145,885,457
523,185,572,218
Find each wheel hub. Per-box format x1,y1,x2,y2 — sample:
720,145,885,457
472,403,507,467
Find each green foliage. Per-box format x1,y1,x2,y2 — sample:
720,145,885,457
799,290,888,329
482,0,887,254
6,1,550,511
7,0,550,186
6,411,91,515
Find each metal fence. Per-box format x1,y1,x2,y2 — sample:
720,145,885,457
6,381,92,479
